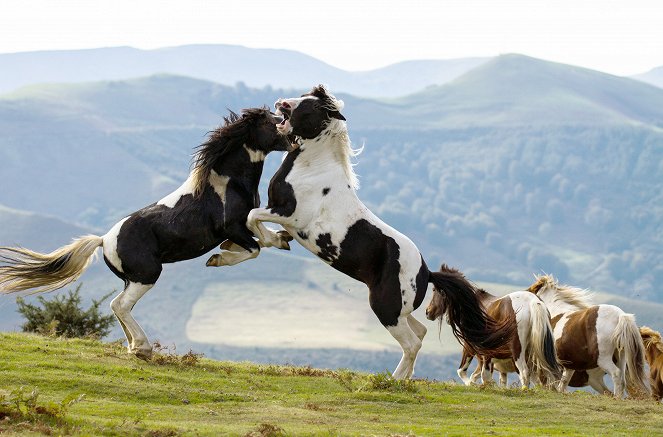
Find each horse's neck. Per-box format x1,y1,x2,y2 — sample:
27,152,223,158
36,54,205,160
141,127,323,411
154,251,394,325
477,290,498,307
539,293,582,317
297,136,353,183
213,146,265,190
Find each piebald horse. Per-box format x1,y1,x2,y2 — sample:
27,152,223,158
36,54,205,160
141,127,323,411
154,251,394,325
528,275,649,398
0,108,292,359
639,326,663,401
426,284,561,388
210,85,515,380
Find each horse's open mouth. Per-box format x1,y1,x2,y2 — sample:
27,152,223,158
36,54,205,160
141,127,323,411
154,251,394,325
275,107,292,134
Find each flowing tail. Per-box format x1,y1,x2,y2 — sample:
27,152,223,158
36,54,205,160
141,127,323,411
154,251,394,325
527,299,562,382
0,235,103,293
429,265,516,355
613,313,649,398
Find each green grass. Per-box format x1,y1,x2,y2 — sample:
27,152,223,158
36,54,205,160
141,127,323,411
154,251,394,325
1,332,661,436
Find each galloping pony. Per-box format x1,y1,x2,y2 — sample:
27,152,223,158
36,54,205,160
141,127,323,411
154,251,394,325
209,85,515,380
527,275,648,398
0,108,291,359
639,326,663,401
426,284,561,388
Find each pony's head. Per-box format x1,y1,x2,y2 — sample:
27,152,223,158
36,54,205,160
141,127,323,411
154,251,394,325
640,326,663,354
274,84,346,140
193,107,290,195
425,287,447,321
527,274,592,310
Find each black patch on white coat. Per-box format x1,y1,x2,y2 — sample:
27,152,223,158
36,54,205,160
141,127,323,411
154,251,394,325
329,219,412,327
266,147,301,217
297,231,309,240
322,187,330,196
315,233,338,262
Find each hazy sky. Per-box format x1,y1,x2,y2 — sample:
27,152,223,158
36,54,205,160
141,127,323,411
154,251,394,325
1,0,662,76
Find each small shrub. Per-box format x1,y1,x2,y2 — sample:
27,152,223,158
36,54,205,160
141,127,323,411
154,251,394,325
16,284,115,339
364,371,418,393
150,341,203,366
244,423,286,437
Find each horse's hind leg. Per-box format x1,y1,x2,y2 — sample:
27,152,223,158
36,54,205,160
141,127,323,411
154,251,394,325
110,281,154,360
407,314,427,341
587,368,610,394
599,353,625,398
386,316,423,380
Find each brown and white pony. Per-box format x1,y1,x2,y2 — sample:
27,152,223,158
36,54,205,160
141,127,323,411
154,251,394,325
639,326,663,401
527,275,649,398
426,286,561,388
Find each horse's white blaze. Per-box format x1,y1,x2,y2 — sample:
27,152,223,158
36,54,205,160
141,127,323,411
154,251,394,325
243,144,266,163
157,174,196,207
102,216,131,273
209,170,230,203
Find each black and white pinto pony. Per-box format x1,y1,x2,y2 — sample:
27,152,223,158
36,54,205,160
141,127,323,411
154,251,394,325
425,282,561,388
527,275,649,398
0,108,292,359
210,85,516,380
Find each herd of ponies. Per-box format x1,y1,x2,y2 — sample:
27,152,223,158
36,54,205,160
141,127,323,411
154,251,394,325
0,85,661,402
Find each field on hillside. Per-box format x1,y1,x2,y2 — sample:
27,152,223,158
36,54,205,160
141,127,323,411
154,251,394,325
1,332,662,436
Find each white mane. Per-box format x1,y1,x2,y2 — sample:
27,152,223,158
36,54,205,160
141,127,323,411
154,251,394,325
324,119,362,191
528,274,594,311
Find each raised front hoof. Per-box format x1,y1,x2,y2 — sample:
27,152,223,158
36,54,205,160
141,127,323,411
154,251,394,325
275,240,291,250
132,347,153,361
206,254,226,267
276,230,294,242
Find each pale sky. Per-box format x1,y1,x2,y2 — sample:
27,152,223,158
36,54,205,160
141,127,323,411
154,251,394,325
1,0,662,76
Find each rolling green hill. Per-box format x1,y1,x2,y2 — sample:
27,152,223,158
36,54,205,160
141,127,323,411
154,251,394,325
1,332,662,436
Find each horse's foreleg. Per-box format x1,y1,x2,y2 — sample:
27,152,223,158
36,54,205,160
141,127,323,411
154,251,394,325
246,208,292,249
457,348,475,385
469,359,483,385
110,282,154,360
557,368,575,392
207,225,267,267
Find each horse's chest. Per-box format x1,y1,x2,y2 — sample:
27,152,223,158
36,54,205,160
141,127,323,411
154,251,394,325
554,308,600,369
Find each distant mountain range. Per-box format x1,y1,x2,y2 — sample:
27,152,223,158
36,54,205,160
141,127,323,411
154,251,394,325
633,66,663,89
0,44,487,97
1,50,662,378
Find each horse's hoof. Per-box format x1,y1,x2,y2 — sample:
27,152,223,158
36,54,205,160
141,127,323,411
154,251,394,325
277,230,294,242
133,348,153,361
206,254,221,267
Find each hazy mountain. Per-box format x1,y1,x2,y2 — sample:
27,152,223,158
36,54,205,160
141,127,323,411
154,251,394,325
0,45,487,97
0,54,662,305
632,65,663,89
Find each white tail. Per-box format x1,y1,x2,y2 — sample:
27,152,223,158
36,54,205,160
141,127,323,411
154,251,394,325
528,299,562,382
0,235,103,293
612,313,649,398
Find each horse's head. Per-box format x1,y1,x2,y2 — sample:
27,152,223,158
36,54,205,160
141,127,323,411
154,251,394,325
425,289,447,321
239,107,292,153
640,326,663,355
274,85,346,140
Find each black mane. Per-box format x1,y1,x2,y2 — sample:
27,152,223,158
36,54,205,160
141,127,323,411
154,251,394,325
192,107,271,196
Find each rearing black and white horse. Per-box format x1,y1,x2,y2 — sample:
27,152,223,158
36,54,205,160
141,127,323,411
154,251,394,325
0,108,292,359
211,85,515,379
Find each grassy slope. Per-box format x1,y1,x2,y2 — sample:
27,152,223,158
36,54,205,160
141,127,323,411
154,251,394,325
1,332,662,436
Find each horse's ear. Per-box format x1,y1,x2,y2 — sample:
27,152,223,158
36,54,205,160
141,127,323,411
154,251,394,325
330,111,346,121
527,277,545,294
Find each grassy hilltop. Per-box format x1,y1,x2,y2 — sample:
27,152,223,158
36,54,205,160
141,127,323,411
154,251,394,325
1,332,662,436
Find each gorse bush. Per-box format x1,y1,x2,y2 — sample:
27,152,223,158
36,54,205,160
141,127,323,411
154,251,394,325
16,284,115,338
